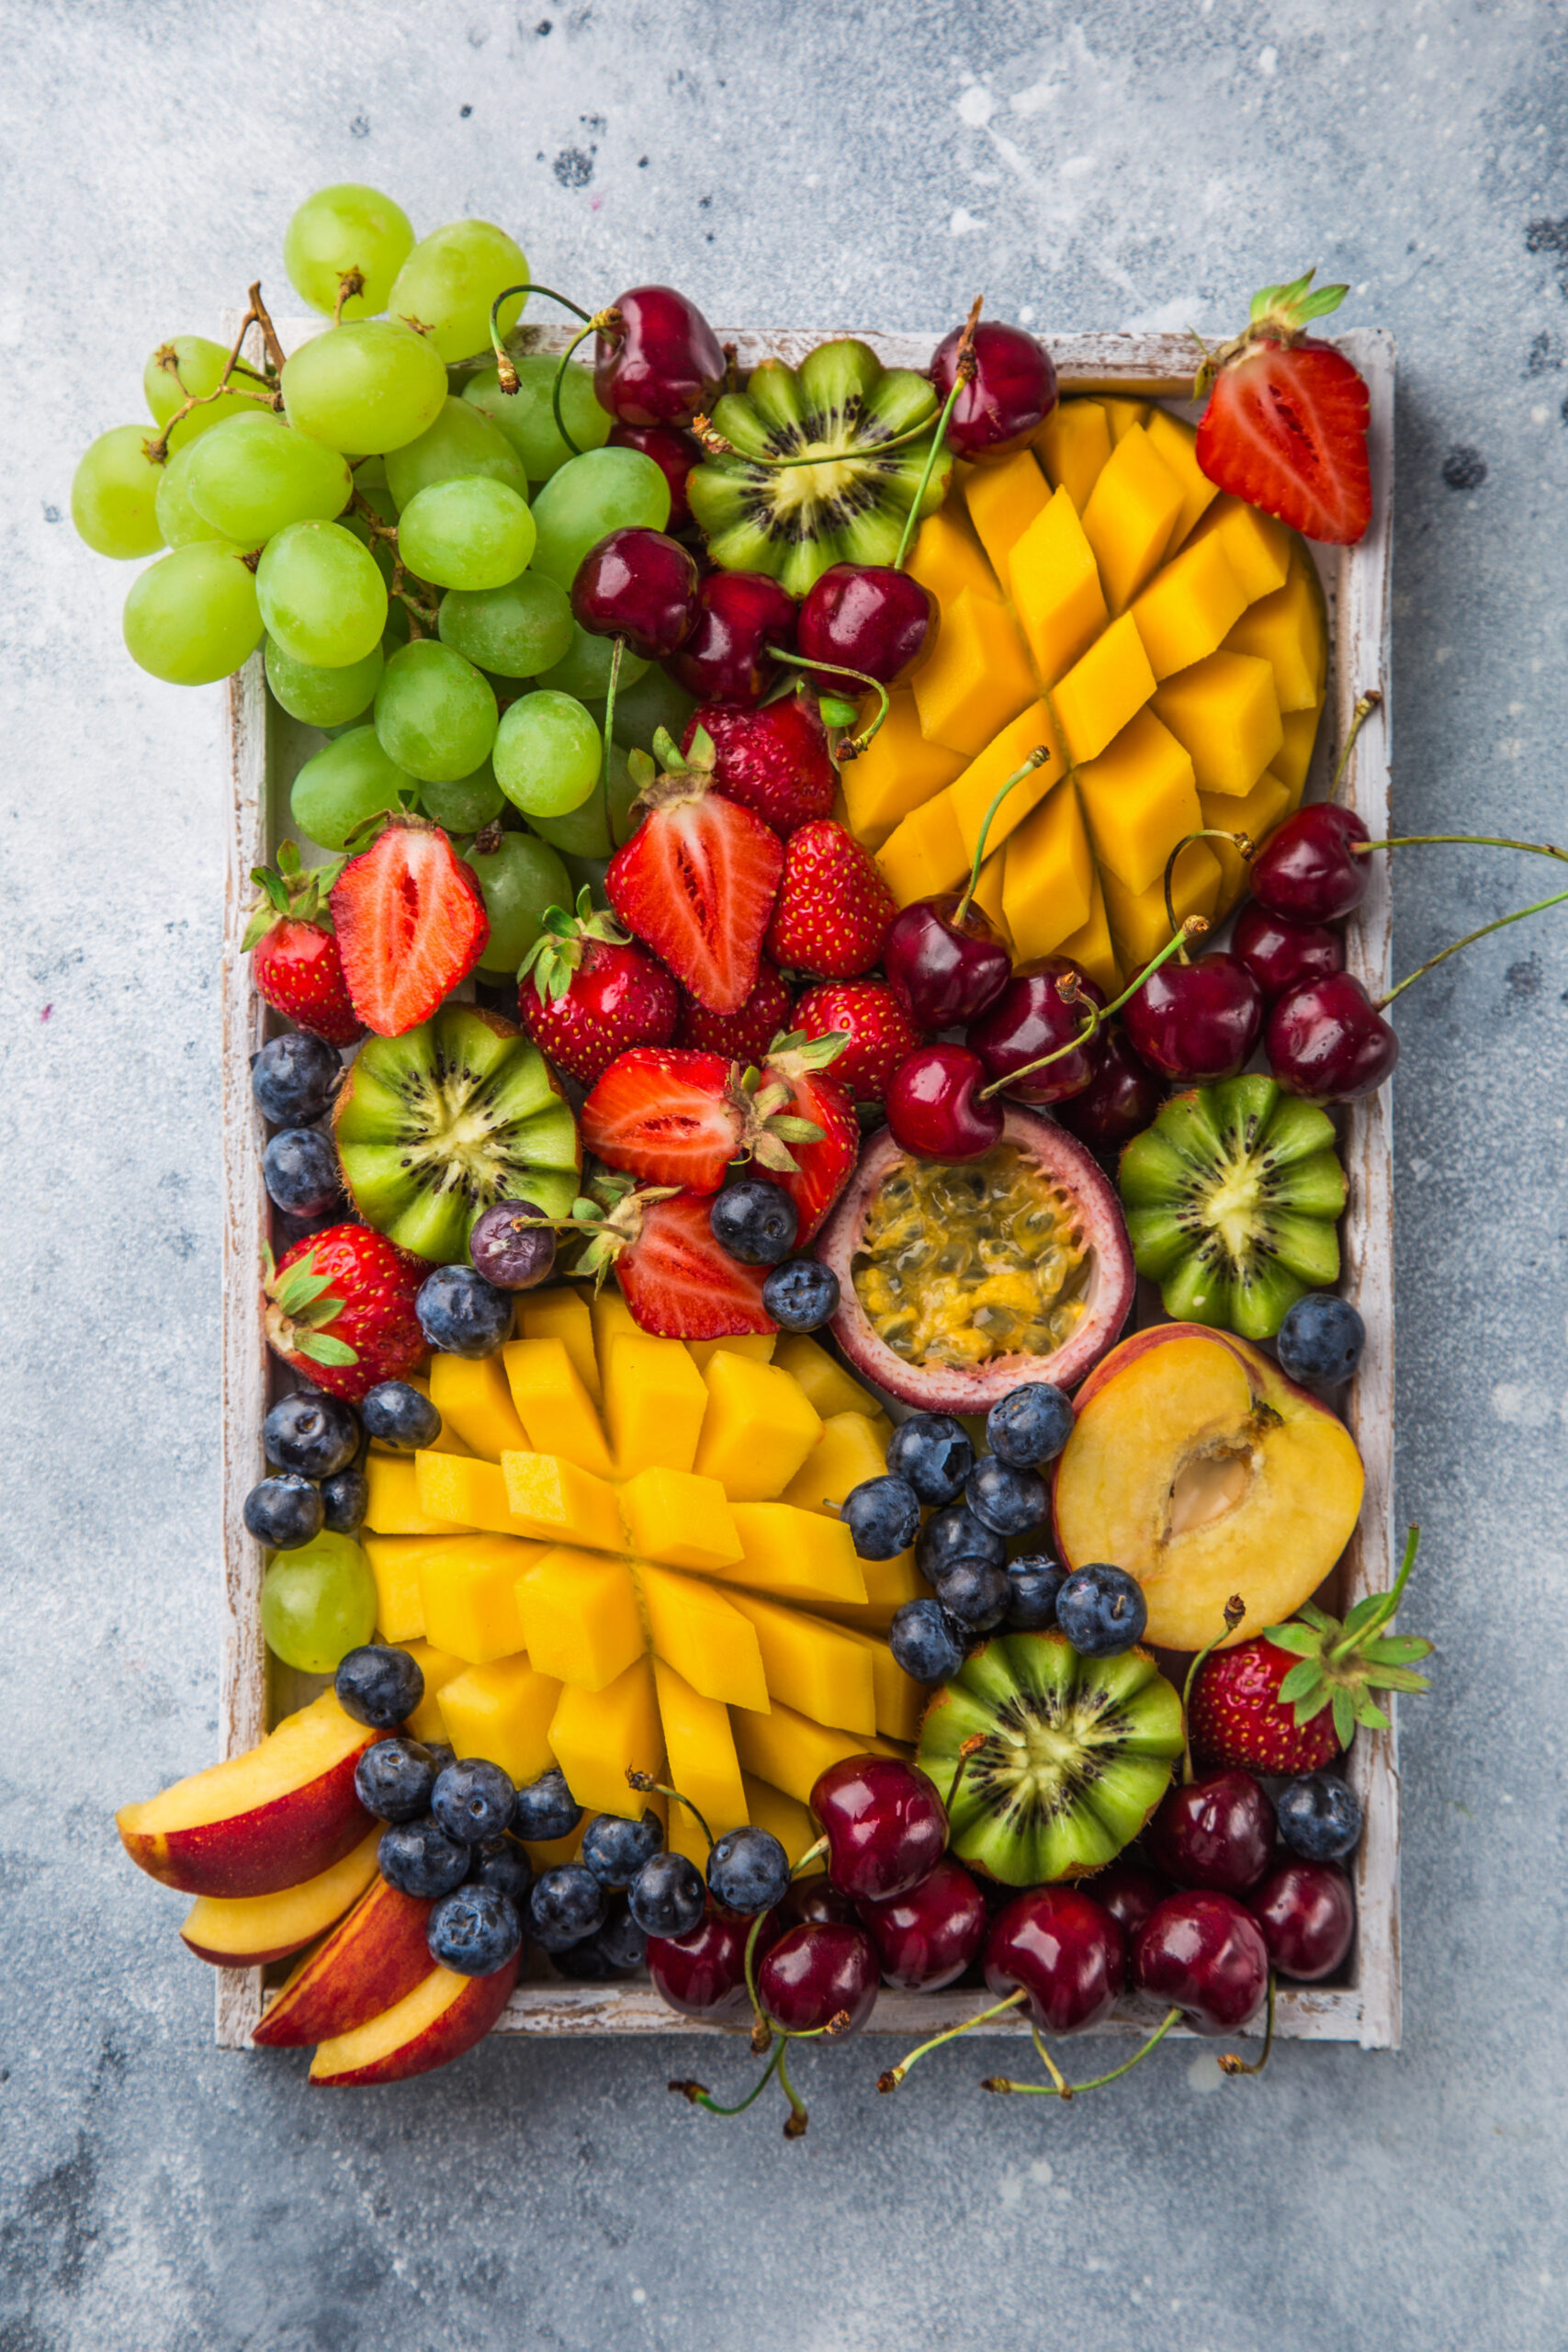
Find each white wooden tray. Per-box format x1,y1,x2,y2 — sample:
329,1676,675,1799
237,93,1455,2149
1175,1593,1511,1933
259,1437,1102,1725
217,325,1397,2054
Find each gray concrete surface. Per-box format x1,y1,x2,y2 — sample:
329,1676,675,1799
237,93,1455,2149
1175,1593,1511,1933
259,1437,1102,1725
5,1,1568,2345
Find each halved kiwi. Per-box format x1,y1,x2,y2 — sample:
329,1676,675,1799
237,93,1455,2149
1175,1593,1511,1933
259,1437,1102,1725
1118,1076,1346,1340
686,338,953,594
916,1631,1183,1884
334,1002,581,1263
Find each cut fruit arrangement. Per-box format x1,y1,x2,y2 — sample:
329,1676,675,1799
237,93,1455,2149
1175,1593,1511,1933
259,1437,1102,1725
90,184,1558,2118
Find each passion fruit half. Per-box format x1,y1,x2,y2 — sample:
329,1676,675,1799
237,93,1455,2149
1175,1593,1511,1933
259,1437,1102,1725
818,1105,1134,1414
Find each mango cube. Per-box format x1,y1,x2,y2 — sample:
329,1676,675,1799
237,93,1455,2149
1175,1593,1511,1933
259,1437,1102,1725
429,1351,527,1462
739,1774,818,1867
1101,837,1223,975
723,1592,877,1735
694,1351,822,1500
590,1287,639,1368
831,1622,927,1743
517,1286,600,1403
604,1332,710,1476
501,1449,626,1552
1080,425,1185,613
502,1336,615,1476
637,1566,767,1711
906,501,1000,606
1128,534,1247,682
366,1453,476,1537
617,1466,741,1570
948,699,1064,867
1153,650,1282,797
731,1698,902,1806
549,1659,663,1815
1006,488,1109,686
365,1531,472,1641
1100,395,1152,442
1275,703,1323,811
653,1659,750,1865
1002,775,1095,962
714,1501,868,1607
419,1535,537,1663
911,586,1037,757
1052,612,1156,766
875,790,968,906
1054,864,1121,998
964,446,1052,576
817,1548,926,1634
1074,708,1202,896
683,1333,776,1374
514,1547,644,1690
413,1451,514,1536
1187,495,1291,602
838,689,966,848
1143,408,1219,552
770,1335,879,1422
780,1412,892,1515
1200,770,1292,908
1035,398,1112,512
1223,546,1326,712
437,1654,562,1784
395,1640,468,1745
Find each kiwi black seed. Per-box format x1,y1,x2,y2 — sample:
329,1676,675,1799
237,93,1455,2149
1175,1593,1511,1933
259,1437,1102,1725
333,1002,580,1265
1117,1075,1347,1341
686,338,954,595
915,1629,1183,1884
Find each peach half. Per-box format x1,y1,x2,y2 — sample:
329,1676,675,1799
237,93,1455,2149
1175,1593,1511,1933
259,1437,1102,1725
309,1953,521,2086
253,1874,436,2048
179,1828,381,1967
1052,1322,1363,1653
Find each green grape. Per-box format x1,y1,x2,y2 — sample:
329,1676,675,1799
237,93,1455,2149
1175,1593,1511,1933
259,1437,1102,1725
260,1532,378,1674
438,573,573,679
71,425,164,559
536,622,649,702
122,543,264,684
464,829,573,971
281,320,448,454
143,335,272,453
186,412,352,545
419,757,504,831
388,219,528,364
462,357,612,483
492,689,603,819
385,396,527,508
527,447,671,592
153,441,227,548
526,741,638,857
290,724,411,849
265,635,384,727
587,662,697,752
397,478,536,592
374,639,498,782
284,183,415,319
257,519,388,667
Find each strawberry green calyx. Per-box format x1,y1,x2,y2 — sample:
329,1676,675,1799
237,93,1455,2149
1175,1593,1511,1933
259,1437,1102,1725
551,1172,682,1289
626,725,717,816
243,839,345,953
726,1041,833,1176
260,1242,357,1368
1194,268,1351,397
1264,1523,1432,1749
518,886,635,1004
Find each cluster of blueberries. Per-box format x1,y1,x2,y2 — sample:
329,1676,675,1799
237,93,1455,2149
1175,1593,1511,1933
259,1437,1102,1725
336,1646,795,1981
243,1378,443,1551
706,1177,841,1334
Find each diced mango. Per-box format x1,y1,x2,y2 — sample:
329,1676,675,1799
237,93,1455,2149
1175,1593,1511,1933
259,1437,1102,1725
618,1466,741,1569
731,1698,902,1807
1187,495,1291,602
911,587,1038,758
1223,545,1326,712
780,1413,890,1515
501,1450,626,1552
548,1658,663,1815
518,1287,600,1404
969,846,1014,954
1275,704,1323,811
1100,395,1152,443
838,689,967,848
683,1333,776,1374
694,1352,822,1501
1055,864,1122,998
875,790,968,907
419,1535,536,1664
1007,489,1110,686
396,1640,468,1744
723,1592,877,1735
502,1336,615,1476
413,1451,513,1536
1128,535,1247,682
1153,650,1282,797
514,1547,644,1690
964,446,1052,577
1143,408,1219,552
739,1773,819,1867
603,1333,709,1477
1081,426,1185,613
906,501,1000,607
1201,770,1292,909
429,1351,527,1462
831,1623,927,1743
1001,777,1094,962
1052,612,1156,766
815,1548,926,1634
713,1501,868,1608
591,1287,639,1371
770,1335,879,1423
1035,398,1112,512
438,1654,562,1784
1074,708,1202,896
948,699,1065,867
637,1566,768,1711
363,1532,444,1641
652,1659,750,1865
1101,837,1223,975
365,1453,476,1538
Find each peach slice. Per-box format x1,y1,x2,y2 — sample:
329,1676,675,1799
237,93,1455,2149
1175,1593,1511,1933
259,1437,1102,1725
1052,1322,1363,1653
309,1953,520,2086
253,1875,436,2048
116,1691,378,1900
179,1828,381,1967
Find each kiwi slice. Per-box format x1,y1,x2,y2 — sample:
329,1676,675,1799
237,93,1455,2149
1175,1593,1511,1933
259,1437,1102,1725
1118,1076,1346,1341
686,338,953,595
917,1631,1183,1884
333,1002,581,1263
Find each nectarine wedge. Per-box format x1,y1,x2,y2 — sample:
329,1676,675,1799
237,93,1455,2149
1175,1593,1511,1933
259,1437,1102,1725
309,1953,520,2086
1053,1323,1363,1653
253,1874,435,2047
179,1828,381,1967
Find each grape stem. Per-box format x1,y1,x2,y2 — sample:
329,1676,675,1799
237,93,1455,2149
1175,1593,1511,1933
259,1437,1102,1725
976,919,1207,1098
333,268,366,328
349,490,438,639
892,295,981,571
145,282,285,464
484,281,595,389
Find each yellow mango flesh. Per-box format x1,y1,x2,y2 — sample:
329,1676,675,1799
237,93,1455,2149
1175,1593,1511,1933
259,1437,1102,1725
1052,611,1156,765
723,1591,877,1736
1154,650,1283,797
1223,546,1326,712
683,1332,775,1374
964,445,1052,575
1275,703,1324,811
731,1699,899,1807
503,1336,615,1476
840,689,966,847
1001,777,1094,960
906,501,999,605
438,1654,562,1784
430,1352,528,1461
912,587,1038,757
1128,534,1247,682
364,1532,444,1642
395,1640,469,1744
694,1351,822,1500
604,1334,711,1476
1035,398,1112,511
1081,425,1184,612
710,1501,868,1608
413,1452,513,1535
1054,864,1121,997
639,1566,768,1711
740,1774,819,1867
419,1535,536,1664
1201,769,1292,907
1007,488,1109,686
501,1450,626,1552
947,698,1064,867
779,1413,890,1516
1143,408,1219,552
548,1660,664,1815
365,1453,475,1538
654,1658,750,1864
1100,395,1152,442
770,1334,879,1422
1075,708,1202,896
517,1286,601,1403
1187,494,1291,601
875,790,969,907
618,1465,741,1568
514,1548,644,1690
1101,837,1222,975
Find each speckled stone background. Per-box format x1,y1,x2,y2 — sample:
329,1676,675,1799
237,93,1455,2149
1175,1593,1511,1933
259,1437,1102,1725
5,2,1568,2344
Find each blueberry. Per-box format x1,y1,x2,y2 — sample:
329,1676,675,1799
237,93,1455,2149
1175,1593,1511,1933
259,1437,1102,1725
889,1598,966,1684
707,1825,791,1916
932,1557,1010,1632
595,1900,648,1973
336,1644,425,1729
1277,1294,1366,1390
432,1757,516,1845
842,1474,921,1560
355,1736,438,1823
581,1808,664,1888
416,1264,514,1357
263,1128,342,1218
251,1032,342,1126
243,1474,323,1550
886,1414,974,1506
627,1850,707,1939
1005,1555,1065,1631
761,1258,840,1332
964,1456,1047,1537
513,1767,582,1844
1277,1772,1363,1862
263,1389,360,1478
468,1837,533,1904
916,1502,1007,1580
423,1742,457,1777
378,1815,470,1898
427,1883,522,1975
987,1383,1074,1468
468,1197,558,1291
529,1862,608,1951
710,1180,800,1266
359,1380,441,1451
1056,1563,1147,1657
319,1465,369,1534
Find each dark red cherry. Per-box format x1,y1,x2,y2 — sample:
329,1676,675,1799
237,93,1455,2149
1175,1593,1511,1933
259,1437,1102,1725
607,423,702,532
983,1886,1127,2033
1055,1024,1163,1149
796,565,936,695
1145,1770,1275,1894
757,1920,880,2038
856,1857,988,1991
666,570,797,704
594,285,726,428
884,897,1011,1029
1083,1858,1172,1940
965,957,1105,1106
808,1755,948,1903
885,1043,1005,1163
570,526,701,659
1247,1860,1355,1982
1266,971,1399,1101
1122,951,1264,1082
775,1874,858,1931
931,319,1058,460
1249,803,1371,925
1233,899,1347,1002
1134,1891,1269,2034
646,1899,782,2021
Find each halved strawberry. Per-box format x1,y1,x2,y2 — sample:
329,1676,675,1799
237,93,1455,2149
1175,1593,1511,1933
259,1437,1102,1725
581,1045,828,1195
615,1191,775,1339
329,818,490,1037
754,1030,860,1242
606,729,784,1015
1194,270,1371,545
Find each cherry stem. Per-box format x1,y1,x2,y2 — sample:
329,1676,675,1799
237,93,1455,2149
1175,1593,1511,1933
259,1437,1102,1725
604,634,624,800
1030,2028,1072,2098
790,1835,829,1879
484,280,594,389
976,920,1205,1099
625,1768,713,1850
892,295,982,571
1379,882,1568,1008
953,749,1054,925
1354,831,1568,867
1164,830,1253,956
877,1986,1028,2092
1218,1972,1276,2076
981,2007,1183,2098
669,2041,784,2117
1325,1522,1420,1661
944,1733,987,1815
548,320,601,457
1326,689,1382,807
145,282,282,462
765,646,890,756
1179,1596,1247,1784
742,1905,772,2045
776,2042,809,2138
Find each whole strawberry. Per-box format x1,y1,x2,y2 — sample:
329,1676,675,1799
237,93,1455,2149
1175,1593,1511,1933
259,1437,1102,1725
673,957,794,1062
263,1226,427,1402
754,1029,860,1242
1195,269,1372,544
794,978,923,1105
1190,1637,1341,1775
519,887,678,1086
765,820,897,980
681,695,838,837
244,842,363,1046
